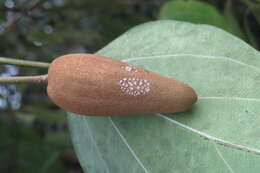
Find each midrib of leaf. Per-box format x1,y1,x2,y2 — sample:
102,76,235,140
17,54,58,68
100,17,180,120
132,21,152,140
157,113,260,155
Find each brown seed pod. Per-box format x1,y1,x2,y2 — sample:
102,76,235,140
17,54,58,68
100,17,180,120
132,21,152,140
47,54,197,116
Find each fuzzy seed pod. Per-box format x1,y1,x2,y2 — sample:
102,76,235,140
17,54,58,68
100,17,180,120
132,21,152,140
47,54,197,116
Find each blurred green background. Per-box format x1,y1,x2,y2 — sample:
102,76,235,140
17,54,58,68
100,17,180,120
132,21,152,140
0,0,259,172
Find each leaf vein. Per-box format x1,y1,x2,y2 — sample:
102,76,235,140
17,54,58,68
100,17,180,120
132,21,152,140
199,96,260,102
157,113,260,156
109,117,149,173
85,119,111,173
122,53,260,73
214,143,235,173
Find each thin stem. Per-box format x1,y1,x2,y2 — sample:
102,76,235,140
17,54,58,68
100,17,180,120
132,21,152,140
0,57,50,68
0,75,48,84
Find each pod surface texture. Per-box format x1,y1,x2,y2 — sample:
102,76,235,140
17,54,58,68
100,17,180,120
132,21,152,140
47,54,197,116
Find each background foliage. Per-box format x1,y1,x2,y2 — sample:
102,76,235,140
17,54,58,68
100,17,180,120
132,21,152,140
0,0,259,172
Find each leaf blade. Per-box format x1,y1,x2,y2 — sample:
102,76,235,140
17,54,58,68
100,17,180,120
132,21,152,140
68,20,260,173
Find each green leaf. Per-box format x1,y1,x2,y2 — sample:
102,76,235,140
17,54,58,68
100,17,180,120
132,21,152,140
159,0,236,35
68,20,260,173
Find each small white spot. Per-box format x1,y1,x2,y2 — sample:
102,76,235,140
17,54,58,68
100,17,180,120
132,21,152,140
125,66,132,71
121,65,138,72
145,88,150,92
119,80,123,84
128,81,133,86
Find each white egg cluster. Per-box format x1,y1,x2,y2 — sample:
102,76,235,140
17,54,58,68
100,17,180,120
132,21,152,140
118,77,150,96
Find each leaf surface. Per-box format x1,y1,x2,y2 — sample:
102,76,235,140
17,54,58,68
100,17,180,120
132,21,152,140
68,20,260,173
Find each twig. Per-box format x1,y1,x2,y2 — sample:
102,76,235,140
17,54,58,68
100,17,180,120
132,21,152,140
0,75,48,84
0,57,49,84
0,57,50,68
